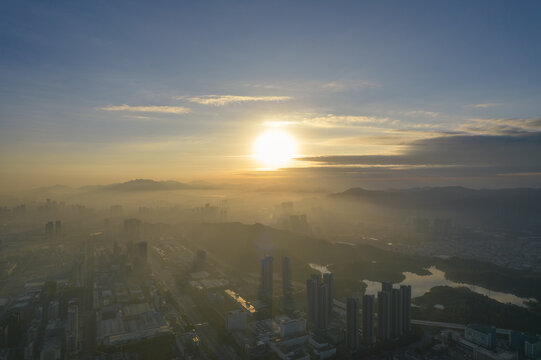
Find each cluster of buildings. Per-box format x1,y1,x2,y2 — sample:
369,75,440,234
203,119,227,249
274,202,310,234
214,256,338,359
87,226,176,358
188,271,229,291
0,220,178,360
258,255,296,317
438,323,541,360
225,310,336,359
0,279,81,360
4,207,539,360
400,217,541,272
192,203,228,223
44,220,62,240
220,255,414,359
344,282,412,355
409,216,452,240
306,272,334,331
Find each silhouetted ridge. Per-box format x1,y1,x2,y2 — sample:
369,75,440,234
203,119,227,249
330,186,541,231
105,179,190,191
331,186,541,211
79,179,218,192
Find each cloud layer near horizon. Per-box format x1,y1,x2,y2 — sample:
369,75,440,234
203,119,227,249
98,104,191,114
184,95,292,106
294,132,541,186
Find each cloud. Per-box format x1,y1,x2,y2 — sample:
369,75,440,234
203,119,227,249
184,95,292,106
243,79,379,93
98,104,191,114
301,114,391,128
405,110,440,118
319,133,440,146
459,117,541,135
298,132,541,173
285,132,541,188
322,80,379,91
122,114,152,120
471,103,502,108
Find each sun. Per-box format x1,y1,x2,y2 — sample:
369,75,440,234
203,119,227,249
253,130,297,169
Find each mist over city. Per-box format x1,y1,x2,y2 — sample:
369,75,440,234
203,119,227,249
1,1,541,360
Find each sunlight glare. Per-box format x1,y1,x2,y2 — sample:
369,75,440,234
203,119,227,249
253,130,297,169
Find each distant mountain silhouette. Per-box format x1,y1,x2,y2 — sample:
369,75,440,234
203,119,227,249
105,179,189,191
330,186,541,229
82,179,216,192
331,186,541,208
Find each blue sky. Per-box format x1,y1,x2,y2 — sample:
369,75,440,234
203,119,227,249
1,0,541,190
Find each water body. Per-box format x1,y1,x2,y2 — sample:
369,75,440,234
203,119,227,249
362,266,534,307
309,262,533,307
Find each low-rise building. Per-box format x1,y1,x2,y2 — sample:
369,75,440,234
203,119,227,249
226,310,247,332
466,324,497,349
279,318,306,338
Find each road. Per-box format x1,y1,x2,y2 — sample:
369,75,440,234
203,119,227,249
150,248,241,360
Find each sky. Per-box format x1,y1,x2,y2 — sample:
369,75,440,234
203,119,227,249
1,0,541,191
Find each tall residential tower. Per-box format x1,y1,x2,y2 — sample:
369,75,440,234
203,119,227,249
346,298,359,353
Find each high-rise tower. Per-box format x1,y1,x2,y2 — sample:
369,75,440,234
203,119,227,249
346,298,359,353
306,274,321,326
391,288,403,337
306,272,333,330
377,290,391,341
323,272,334,318
400,285,411,333
282,257,294,313
282,257,292,296
260,256,273,300
362,294,376,346
381,282,392,294
258,255,274,318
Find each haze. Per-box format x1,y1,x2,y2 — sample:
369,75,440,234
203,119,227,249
1,2,541,360
1,1,541,192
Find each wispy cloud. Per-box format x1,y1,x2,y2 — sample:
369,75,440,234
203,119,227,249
301,114,391,128
183,95,292,106
459,117,541,135
121,114,153,120
322,80,379,91
297,133,541,175
243,79,379,93
471,103,502,108
405,110,440,118
98,104,191,114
